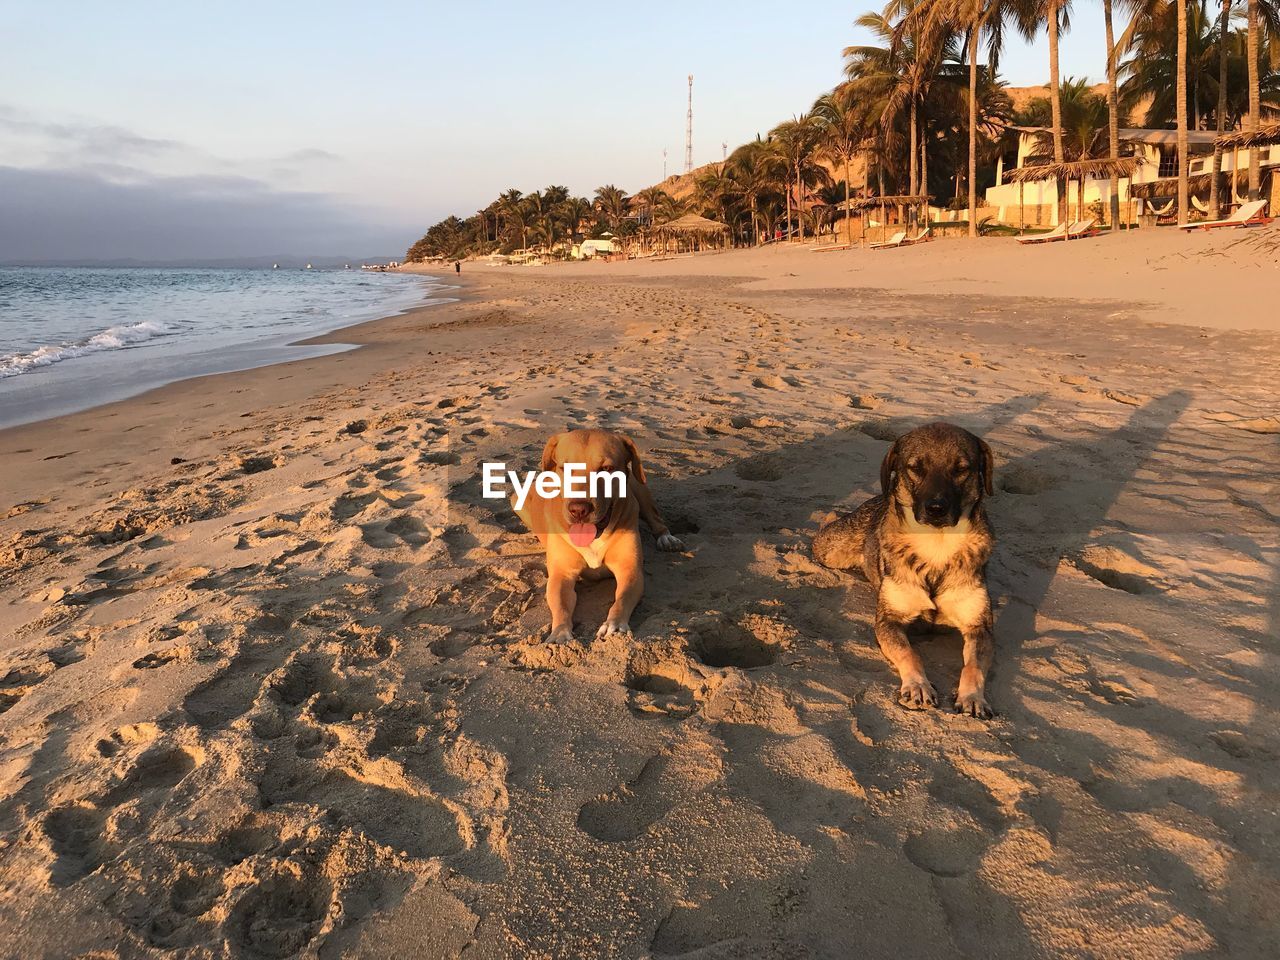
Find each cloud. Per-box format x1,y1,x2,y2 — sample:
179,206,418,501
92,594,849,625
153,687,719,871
0,104,342,182
275,147,339,164
0,165,413,262
0,105,191,168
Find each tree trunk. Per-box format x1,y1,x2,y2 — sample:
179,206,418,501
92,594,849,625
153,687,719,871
845,155,853,244
1049,1,1066,224
1104,0,1122,228
1247,0,1261,199
909,99,919,226
921,124,930,219
796,163,806,240
784,179,793,242
1177,0,1190,225
968,25,979,238
1210,0,1231,218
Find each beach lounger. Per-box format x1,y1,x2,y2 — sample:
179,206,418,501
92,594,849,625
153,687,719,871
869,230,908,250
902,226,932,245
1178,199,1271,231
1016,222,1069,244
1066,218,1099,239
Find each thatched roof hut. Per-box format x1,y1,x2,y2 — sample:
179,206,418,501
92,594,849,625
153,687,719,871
1003,156,1143,185
844,194,929,212
1215,123,1280,151
653,213,728,253
657,213,728,233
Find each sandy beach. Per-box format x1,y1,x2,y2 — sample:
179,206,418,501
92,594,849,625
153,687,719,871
2,234,1279,958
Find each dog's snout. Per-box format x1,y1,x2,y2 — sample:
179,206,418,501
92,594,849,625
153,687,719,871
567,501,592,522
924,497,949,516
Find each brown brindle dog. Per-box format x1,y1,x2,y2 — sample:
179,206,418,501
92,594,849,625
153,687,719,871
514,429,683,643
813,422,997,718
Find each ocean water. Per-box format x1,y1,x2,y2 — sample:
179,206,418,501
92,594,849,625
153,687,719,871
0,267,449,428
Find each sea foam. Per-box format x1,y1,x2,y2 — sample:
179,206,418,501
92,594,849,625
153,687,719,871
0,320,171,379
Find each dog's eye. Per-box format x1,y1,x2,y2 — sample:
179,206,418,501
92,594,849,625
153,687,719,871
954,465,970,477
906,462,923,477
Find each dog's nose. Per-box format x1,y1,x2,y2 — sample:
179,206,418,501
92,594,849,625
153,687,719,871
567,501,592,522
924,497,949,517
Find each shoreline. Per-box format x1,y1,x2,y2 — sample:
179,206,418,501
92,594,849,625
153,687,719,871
0,278,478,509
0,270,454,432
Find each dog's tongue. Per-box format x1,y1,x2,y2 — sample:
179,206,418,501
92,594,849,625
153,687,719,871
568,523,597,547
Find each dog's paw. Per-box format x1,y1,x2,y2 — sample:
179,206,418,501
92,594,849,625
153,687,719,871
656,532,685,552
595,618,633,640
954,689,994,719
547,625,575,644
898,678,939,710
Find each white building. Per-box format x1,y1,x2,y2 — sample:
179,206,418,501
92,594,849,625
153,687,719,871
985,127,1278,225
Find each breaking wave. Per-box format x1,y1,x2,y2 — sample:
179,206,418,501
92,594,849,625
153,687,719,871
0,320,172,379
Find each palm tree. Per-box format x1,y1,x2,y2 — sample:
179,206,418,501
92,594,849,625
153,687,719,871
561,196,592,246
887,0,959,216
693,163,741,233
1027,0,1075,222
813,89,876,242
728,138,787,244
1104,0,1124,227
1208,0,1231,216
1122,0,1226,124
496,189,524,249
1246,0,1262,198
1023,77,1111,159
846,9,918,197
592,185,630,233
770,113,825,240
1178,0,1190,224
912,0,1034,234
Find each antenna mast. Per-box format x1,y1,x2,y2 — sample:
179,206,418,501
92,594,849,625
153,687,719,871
685,74,693,174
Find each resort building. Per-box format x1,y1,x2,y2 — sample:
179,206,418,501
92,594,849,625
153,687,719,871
984,127,1279,225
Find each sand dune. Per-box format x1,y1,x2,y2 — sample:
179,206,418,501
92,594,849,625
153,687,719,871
1,237,1278,957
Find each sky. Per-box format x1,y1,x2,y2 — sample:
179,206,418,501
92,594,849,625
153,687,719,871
0,0,1115,262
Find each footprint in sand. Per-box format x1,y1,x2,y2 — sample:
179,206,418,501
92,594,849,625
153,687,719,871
688,614,789,670
42,803,108,887
1072,544,1167,595
733,454,785,482
576,755,682,843
227,869,330,958
902,825,992,877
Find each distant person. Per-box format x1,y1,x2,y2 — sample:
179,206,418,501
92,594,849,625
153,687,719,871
454,261,461,275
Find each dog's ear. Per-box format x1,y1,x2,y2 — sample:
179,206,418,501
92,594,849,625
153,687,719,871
619,435,647,485
879,439,899,496
540,434,561,472
978,437,995,496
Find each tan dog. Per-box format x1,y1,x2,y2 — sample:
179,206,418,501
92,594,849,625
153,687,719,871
514,429,683,642
813,422,997,718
